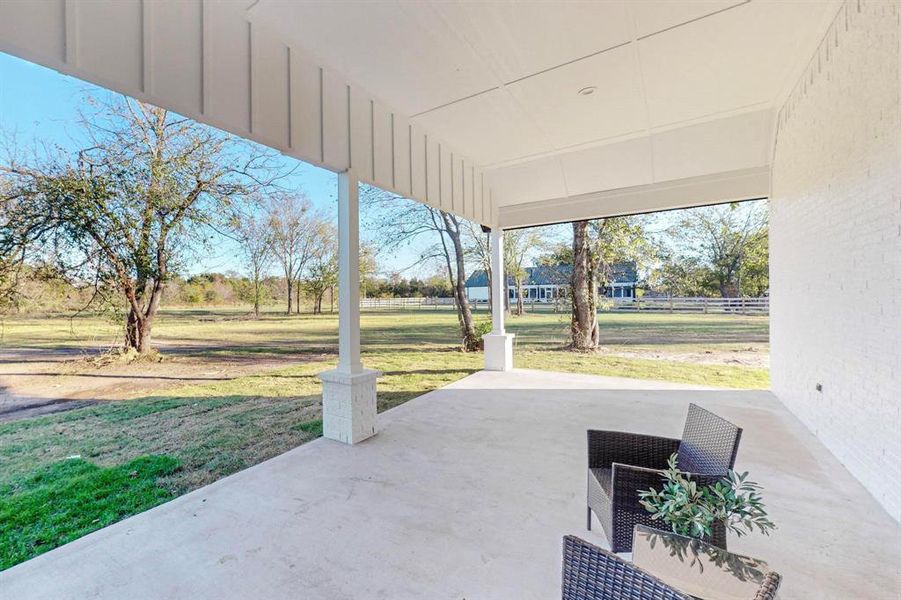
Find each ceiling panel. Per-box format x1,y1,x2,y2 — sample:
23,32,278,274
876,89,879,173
639,1,835,127
432,1,632,84
250,1,496,116
651,110,772,182
506,44,646,151
486,156,567,206
630,1,745,38
560,137,654,199
412,88,547,167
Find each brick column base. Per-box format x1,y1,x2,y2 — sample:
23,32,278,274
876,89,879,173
318,368,380,444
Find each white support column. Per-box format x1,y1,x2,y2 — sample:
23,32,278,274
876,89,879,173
483,229,514,371
318,171,379,444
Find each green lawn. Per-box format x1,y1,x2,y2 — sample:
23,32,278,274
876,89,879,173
0,307,768,569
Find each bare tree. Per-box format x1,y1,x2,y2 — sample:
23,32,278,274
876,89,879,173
232,209,273,317
362,187,479,351
1,96,282,353
267,192,322,314
438,211,479,350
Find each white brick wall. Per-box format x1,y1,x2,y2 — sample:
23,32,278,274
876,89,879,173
771,0,901,522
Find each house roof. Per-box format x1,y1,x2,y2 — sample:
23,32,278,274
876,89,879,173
465,263,636,287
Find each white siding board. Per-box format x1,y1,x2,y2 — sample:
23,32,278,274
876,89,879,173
392,116,412,197
372,101,393,189
290,55,322,164
149,0,203,116
251,29,289,149
410,125,428,203
204,0,252,134
439,145,452,211
0,0,65,66
452,155,464,215
76,0,142,91
462,160,473,221
426,136,440,207
473,167,485,223
349,85,373,182
0,0,494,224
322,68,349,172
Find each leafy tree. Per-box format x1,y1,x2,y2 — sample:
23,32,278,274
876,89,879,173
668,202,768,298
504,229,542,316
359,242,379,299
570,216,649,350
303,221,338,314
1,96,281,353
648,248,708,297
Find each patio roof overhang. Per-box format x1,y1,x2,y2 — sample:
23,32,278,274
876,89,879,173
0,0,840,228
0,0,849,444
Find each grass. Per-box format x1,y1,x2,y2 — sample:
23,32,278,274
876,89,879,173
0,306,769,568
0,455,180,570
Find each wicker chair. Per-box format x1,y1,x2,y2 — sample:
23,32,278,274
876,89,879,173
562,535,692,600
586,403,742,552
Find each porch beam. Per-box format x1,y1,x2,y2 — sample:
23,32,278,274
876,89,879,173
318,170,379,444
483,229,514,371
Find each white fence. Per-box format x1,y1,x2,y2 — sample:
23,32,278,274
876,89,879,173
605,297,769,314
360,296,769,315
359,297,457,310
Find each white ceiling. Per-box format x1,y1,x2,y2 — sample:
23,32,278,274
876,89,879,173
250,0,837,211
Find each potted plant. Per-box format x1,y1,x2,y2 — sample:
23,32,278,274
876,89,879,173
638,453,775,548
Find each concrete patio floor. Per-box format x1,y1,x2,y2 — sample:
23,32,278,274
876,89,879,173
2,369,899,599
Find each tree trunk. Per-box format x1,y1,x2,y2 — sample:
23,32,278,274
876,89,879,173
516,277,524,316
440,212,479,351
486,265,493,316
571,221,598,351
124,288,162,354
253,278,261,317
296,280,302,314
286,277,293,314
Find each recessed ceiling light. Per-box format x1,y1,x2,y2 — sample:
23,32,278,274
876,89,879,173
578,86,597,96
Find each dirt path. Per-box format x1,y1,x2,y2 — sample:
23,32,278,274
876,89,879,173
0,344,320,422
607,347,769,369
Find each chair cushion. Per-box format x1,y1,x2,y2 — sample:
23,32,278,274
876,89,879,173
589,467,613,495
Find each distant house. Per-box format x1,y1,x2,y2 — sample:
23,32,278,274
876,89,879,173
464,263,637,303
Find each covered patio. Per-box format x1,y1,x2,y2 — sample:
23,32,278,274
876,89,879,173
2,369,898,598
1,0,899,596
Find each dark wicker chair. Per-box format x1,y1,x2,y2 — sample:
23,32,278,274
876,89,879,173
587,403,742,552
562,535,692,600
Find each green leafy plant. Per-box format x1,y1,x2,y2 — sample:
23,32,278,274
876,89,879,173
638,453,775,541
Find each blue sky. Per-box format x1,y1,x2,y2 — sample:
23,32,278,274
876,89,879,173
0,52,436,278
